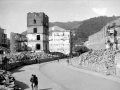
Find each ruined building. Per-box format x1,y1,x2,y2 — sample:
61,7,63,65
0,28,9,54
10,32,27,53
85,18,120,50
26,12,49,52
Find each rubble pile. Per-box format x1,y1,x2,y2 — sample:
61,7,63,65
0,52,59,71
0,70,21,90
72,49,118,75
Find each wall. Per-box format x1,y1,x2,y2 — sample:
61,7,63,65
27,41,44,51
87,26,107,50
115,52,120,76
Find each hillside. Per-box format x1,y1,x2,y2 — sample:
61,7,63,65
49,21,82,30
75,16,120,39
21,16,120,44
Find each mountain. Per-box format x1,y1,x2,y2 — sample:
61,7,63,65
21,16,120,45
75,16,120,39
49,21,82,30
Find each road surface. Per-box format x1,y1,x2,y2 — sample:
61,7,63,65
11,60,120,90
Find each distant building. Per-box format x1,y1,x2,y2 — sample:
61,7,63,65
10,32,27,53
0,28,7,46
6,38,10,48
49,26,71,55
26,12,49,52
0,28,9,54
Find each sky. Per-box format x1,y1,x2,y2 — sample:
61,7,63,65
0,0,120,38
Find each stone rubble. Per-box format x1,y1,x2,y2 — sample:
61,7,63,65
71,49,119,76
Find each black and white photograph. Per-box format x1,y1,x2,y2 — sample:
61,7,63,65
0,0,120,90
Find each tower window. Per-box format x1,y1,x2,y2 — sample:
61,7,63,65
33,28,37,33
37,35,40,40
34,19,36,24
36,44,41,50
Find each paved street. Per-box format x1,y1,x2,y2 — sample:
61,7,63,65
11,60,120,90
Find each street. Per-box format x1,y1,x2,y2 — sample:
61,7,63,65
11,60,120,90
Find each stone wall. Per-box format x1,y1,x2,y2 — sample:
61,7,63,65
71,49,120,76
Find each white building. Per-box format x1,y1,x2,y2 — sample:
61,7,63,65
49,26,71,55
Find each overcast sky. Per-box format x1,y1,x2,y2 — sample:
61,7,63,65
0,0,120,38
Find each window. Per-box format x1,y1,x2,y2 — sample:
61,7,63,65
36,44,41,50
34,19,36,24
33,28,37,33
37,35,40,40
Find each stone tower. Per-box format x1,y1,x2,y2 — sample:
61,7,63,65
27,12,49,52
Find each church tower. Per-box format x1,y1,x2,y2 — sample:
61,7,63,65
27,12,49,52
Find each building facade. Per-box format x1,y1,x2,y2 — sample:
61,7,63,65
49,26,71,55
10,32,27,53
0,28,7,46
26,12,49,52
86,18,120,50
0,28,9,54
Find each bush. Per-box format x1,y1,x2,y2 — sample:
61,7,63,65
74,45,89,55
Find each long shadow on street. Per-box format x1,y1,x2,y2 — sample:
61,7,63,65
14,80,29,90
39,88,52,90
10,66,25,74
10,66,29,90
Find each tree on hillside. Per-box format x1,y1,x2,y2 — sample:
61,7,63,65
74,45,89,55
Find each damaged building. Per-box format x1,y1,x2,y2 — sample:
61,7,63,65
27,12,49,52
85,18,120,50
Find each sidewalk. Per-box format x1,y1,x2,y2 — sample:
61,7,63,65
60,58,120,84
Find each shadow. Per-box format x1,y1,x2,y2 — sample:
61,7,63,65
11,69,25,74
14,80,29,90
10,66,25,74
39,88,52,90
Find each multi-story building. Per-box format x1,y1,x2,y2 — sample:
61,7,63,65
49,26,71,55
26,12,49,52
0,28,8,54
0,28,7,46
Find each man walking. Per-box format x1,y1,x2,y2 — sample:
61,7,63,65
30,74,38,90
30,74,35,90
34,75,38,90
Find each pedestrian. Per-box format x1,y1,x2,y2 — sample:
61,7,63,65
34,75,38,90
30,74,38,90
30,74,35,90
58,57,59,62
66,57,69,65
